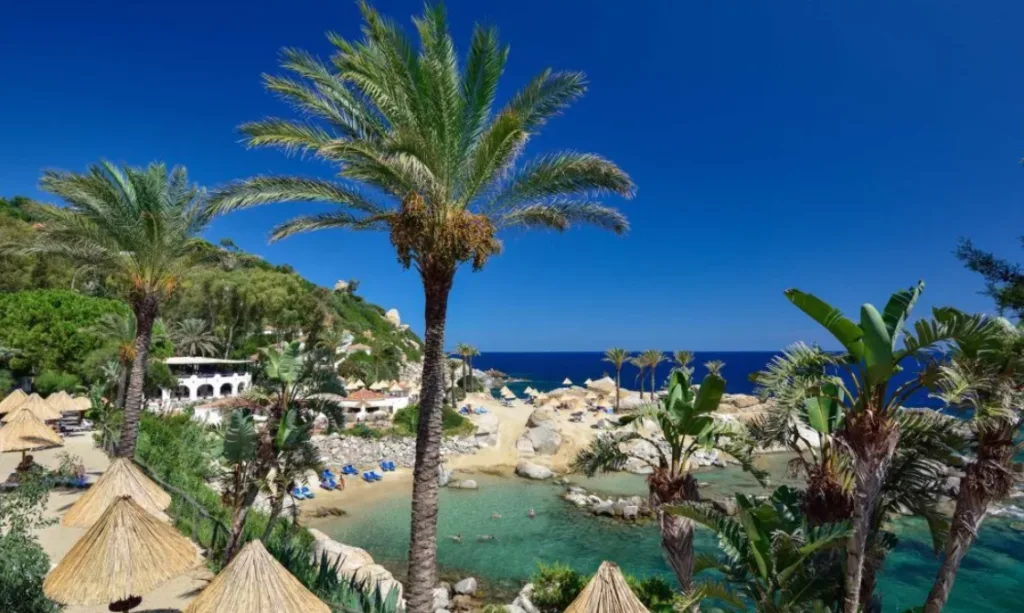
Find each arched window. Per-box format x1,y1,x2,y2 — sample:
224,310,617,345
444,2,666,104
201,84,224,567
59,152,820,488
173,386,191,400
219,383,233,397
197,384,214,399
236,382,246,393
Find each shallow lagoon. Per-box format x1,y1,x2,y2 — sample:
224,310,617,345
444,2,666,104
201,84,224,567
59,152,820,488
315,455,1024,611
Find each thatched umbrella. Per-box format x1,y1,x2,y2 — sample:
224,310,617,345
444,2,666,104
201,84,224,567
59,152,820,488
63,458,172,527
0,408,63,461
562,377,573,386
44,496,200,612
69,396,92,412
182,539,330,613
0,388,27,415
2,393,62,422
46,390,76,413
584,378,593,386
564,561,650,613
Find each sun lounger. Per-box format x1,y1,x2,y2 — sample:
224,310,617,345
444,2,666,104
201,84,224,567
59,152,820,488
292,487,307,499
300,486,314,499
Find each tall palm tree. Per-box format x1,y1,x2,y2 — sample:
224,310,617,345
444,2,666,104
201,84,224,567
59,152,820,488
454,343,472,390
85,312,138,409
24,162,209,460
447,359,461,408
923,313,1023,613
642,349,666,400
465,345,480,390
629,355,646,398
206,5,633,609
170,318,219,357
602,348,628,410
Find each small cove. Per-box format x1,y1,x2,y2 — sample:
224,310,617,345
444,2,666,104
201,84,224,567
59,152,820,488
310,455,1024,610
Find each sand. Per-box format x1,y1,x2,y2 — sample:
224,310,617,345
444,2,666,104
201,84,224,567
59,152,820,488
3,434,214,613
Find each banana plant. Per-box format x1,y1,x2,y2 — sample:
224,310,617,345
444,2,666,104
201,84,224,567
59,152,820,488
219,410,264,562
783,282,993,613
669,486,851,613
573,365,764,592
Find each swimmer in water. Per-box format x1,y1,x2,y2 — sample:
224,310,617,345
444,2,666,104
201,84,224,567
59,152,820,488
477,534,496,542
491,512,502,520
449,534,462,543
528,508,536,518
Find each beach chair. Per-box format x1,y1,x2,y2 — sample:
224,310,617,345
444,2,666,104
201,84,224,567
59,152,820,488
300,485,315,499
362,471,374,483
459,407,471,415
291,487,307,499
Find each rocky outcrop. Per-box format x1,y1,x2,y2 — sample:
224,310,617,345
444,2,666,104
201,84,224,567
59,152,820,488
453,577,478,595
561,486,652,520
308,529,404,602
718,394,771,416
526,407,554,427
312,433,480,469
473,413,499,447
516,422,562,457
515,461,554,480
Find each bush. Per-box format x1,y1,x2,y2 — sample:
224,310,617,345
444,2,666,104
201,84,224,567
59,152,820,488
0,370,13,394
392,404,474,437
531,563,589,613
33,369,80,394
347,423,384,439
626,575,676,611
0,533,58,613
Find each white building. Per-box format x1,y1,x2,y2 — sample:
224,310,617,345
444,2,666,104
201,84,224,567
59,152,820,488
337,389,411,423
160,357,253,403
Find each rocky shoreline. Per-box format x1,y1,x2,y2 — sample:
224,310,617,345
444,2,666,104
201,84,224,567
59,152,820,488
311,433,485,469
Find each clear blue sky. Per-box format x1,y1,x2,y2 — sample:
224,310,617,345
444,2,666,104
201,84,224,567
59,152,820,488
3,0,1023,351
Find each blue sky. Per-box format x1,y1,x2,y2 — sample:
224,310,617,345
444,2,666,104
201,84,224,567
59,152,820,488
3,0,1023,351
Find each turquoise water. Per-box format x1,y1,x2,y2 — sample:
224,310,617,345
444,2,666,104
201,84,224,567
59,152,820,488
314,457,1024,610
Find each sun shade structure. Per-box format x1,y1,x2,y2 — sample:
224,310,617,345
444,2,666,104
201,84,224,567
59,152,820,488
563,561,650,613
63,458,173,527
182,539,330,613
44,496,200,611
0,388,27,415
46,390,76,412
2,393,62,422
70,396,92,412
563,378,573,386
0,409,63,455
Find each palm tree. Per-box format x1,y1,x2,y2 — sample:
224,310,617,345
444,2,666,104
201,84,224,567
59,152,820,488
24,162,209,458
454,343,472,391
85,312,138,410
784,283,992,613
447,359,461,408
573,367,762,592
465,345,480,390
642,349,665,400
602,348,628,410
171,318,219,357
670,486,850,612
205,6,634,608
629,355,646,398
672,350,694,372
923,313,1023,613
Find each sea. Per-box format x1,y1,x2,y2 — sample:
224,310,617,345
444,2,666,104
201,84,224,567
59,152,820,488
313,352,1021,611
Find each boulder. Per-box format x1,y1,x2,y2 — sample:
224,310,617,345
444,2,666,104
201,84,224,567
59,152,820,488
623,457,653,474
354,564,403,599
453,577,478,595
730,394,760,409
526,407,555,427
515,461,554,480
612,499,630,517
450,479,479,490
451,595,474,611
568,486,586,495
515,435,536,457
621,438,660,461
622,505,640,520
524,423,562,455
593,501,615,516
308,528,374,574
565,492,589,507
432,587,451,611
515,584,540,613
438,464,453,488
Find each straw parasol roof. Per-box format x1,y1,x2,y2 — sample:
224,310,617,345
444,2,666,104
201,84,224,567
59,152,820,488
2,393,62,422
63,458,172,527
562,377,573,386
564,561,650,613
0,388,27,415
182,539,330,613
44,496,200,608
46,390,77,412
351,379,365,389
500,388,516,400
0,409,63,453
388,383,405,393
70,396,92,412
369,380,385,391
584,378,593,386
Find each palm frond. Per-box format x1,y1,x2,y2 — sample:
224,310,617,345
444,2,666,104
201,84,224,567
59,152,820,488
208,176,385,217
497,201,628,234
270,212,391,242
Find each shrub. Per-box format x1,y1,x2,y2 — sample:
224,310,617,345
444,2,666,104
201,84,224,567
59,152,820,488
0,370,13,394
531,563,588,613
626,575,676,611
347,423,383,439
392,404,474,437
0,472,59,613
33,369,81,394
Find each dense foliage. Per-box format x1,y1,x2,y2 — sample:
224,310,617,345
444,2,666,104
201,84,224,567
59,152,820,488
392,404,474,436
957,237,1024,319
0,473,59,613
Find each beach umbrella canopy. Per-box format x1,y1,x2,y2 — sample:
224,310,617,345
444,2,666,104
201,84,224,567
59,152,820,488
2,393,62,422
0,388,27,415
0,409,63,453
584,378,593,386
71,396,92,412
182,540,330,613
63,458,172,527
388,383,404,393
564,561,650,613
562,377,573,386
500,389,516,400
46,390,77,412
44,496,200,610
351,379,365,389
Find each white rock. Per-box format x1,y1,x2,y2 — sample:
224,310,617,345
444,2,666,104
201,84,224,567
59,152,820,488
623,505,640,520
450,479,478,490
308,528,374,574
524,423,562,455
515,461,553,480
454,577,478,595
432,587,451,610
385,308,401,327
594,501,615,516
526,407,554,427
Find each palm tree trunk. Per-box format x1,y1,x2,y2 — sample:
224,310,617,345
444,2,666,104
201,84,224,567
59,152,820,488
844,452,893,613
115,359,129,409
923,466,996,612
659,512,696,592
118,296,157,458
650,365,656,401
406,269,454,613
262,488,286,542
615,367,621,411
224,481,261,563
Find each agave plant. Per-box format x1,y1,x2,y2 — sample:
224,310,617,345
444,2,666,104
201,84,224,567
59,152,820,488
573,366,763,592
783,282,993,612
669,486,851,613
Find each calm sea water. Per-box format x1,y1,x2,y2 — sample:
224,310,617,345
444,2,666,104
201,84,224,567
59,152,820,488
316,460,1024,611
472,351,941,408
